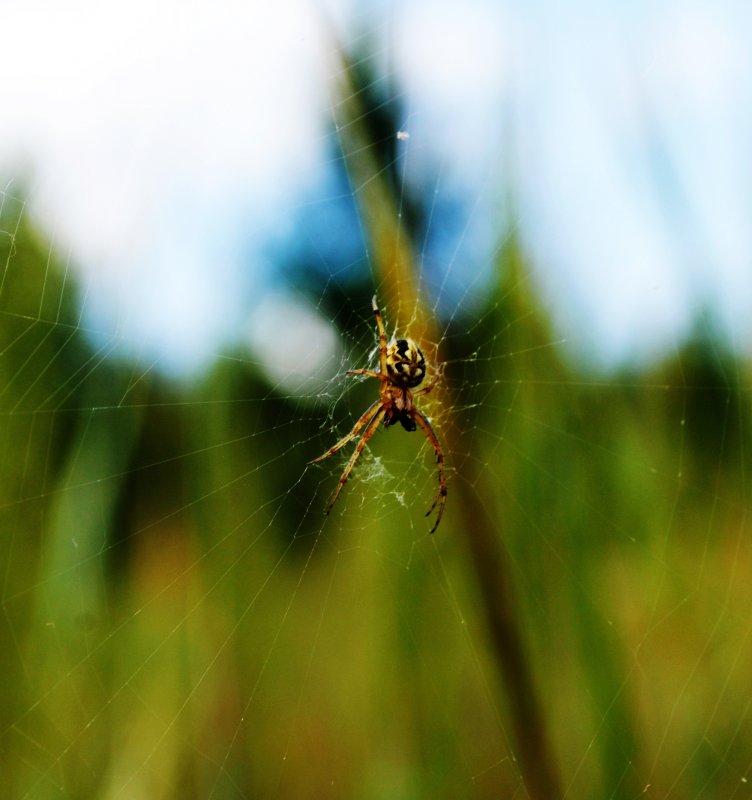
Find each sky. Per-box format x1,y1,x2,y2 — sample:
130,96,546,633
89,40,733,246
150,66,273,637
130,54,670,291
1,0,750,381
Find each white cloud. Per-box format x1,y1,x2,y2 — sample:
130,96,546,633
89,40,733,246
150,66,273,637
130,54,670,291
0,0,331,375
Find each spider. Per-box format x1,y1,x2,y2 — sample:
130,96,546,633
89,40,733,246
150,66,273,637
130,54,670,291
309,295,447,533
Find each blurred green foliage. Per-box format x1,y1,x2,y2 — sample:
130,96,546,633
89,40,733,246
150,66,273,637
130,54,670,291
1,207,751,800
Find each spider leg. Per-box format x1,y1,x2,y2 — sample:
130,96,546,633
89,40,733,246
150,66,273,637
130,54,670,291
325,405,388,514
372,295,388,374
309,400,382,465
346,369,385,381
411,410,447,534
413,372,439,397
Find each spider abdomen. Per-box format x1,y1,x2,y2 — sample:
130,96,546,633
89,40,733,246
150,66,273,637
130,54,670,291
386,338,426,388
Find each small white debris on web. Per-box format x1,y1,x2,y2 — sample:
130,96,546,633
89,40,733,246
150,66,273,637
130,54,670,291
396,130,410,141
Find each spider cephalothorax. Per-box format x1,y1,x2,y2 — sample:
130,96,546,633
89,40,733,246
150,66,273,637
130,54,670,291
309,296,446,533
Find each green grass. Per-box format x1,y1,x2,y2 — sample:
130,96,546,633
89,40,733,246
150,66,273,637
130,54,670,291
2,201,751,799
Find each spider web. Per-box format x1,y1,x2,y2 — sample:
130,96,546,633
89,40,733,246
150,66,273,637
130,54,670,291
2,4,752,799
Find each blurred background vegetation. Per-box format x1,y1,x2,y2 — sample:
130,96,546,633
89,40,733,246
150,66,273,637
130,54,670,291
2,183,750,800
